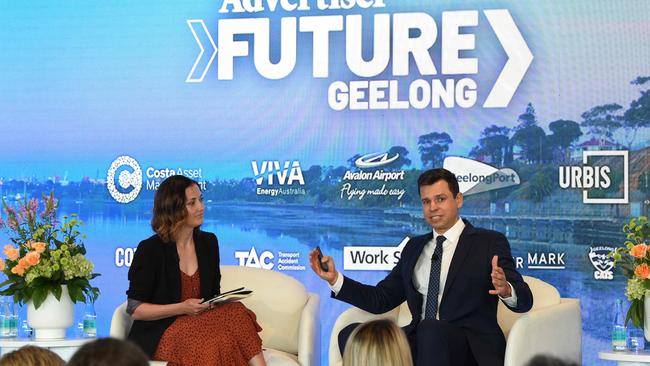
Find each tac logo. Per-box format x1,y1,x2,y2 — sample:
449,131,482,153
235,247,275,270
589,246,615,280
559,150,628,204
443,156,520,196
107,156,143,204
251,161,305,185
355,152,400,169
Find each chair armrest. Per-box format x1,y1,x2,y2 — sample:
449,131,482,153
298,293,320,366
109,301,133,339
504,298,581,366
328,305,401,365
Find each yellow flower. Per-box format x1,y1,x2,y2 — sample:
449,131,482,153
0,259,5,271
32,242,47,254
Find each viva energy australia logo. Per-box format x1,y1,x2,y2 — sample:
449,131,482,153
186,5,531,111
559,150,628,204
340,152,406,201
589,246,615,280
234,246,306,271
107,156,206,204
344,237,409,270
251,160,306,196
443,156,520,196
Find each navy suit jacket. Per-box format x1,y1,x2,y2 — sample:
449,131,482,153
334,220,533,366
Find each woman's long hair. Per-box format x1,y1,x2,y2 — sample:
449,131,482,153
151,175,200,243
342,319,413,366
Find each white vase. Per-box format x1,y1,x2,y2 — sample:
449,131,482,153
27,285,74,339
643,295,650,342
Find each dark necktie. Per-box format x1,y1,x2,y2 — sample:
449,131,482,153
424,235,446,319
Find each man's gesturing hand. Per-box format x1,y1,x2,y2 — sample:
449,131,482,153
489,255,512,298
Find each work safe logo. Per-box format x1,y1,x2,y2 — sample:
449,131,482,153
106,156,143,204
343,237,409,270
559,150,628,204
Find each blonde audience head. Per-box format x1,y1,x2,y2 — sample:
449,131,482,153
343,318,413,366
0,345,64,366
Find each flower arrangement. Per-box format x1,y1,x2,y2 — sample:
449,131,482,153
0,193,99,309
612,216,650,327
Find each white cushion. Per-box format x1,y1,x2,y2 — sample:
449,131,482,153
264,348,300,366
221,266,308,356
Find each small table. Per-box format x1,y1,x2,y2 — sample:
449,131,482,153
599,350,650,366
0,337,93,361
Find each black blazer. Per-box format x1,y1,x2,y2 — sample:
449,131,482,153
126,230,221,357
335,220,533,366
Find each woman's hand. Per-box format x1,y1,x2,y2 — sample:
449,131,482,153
181,298,210,315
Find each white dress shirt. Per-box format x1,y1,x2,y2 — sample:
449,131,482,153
330,217,517,319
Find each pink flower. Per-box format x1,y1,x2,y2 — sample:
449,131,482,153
635,263,650,280
3,245,19,261
630,244,648,258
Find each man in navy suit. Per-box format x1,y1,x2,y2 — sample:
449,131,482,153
310,168,533,366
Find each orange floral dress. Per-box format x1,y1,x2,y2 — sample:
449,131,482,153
153,271,263,366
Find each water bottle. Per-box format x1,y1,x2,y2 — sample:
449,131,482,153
82,301,97,338
9,301,17,337
612,299,627,351
0,297,12,338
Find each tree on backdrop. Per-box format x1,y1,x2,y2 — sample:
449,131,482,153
470,125,511,165
418,132,453,168
387,146,412,170
622,76,650,148
580,103,623,141
548,119,582,162
511,103,549,164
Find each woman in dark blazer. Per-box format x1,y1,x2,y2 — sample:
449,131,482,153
126,175,266,366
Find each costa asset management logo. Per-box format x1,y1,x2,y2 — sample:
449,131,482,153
559,150,628,204
107,156,143,203
107,156,206,203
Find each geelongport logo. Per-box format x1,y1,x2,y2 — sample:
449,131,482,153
443,156,520,195
107,156,143,203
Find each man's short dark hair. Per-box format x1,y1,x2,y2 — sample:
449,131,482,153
417,168,460,197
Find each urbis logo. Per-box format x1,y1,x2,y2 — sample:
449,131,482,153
559,150,628,204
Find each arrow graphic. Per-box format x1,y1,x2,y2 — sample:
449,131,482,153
483,9,533,108
186,19,217,83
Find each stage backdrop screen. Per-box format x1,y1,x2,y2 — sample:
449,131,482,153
1,1,649,364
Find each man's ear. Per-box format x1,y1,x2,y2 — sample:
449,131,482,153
455,192,463,209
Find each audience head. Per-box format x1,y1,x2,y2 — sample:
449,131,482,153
343,318,413,366
67,337,148,366
151,174,201,242
0,345,64,366
526,355,578,366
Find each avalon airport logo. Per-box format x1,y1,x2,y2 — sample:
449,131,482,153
251,160,306,196
443,157,520,196
559,150,628,204
589,246,615,280
234,246,306,271
107,155,207,204
340,151,406,201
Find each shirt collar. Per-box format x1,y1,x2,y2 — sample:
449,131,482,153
433,217,465,245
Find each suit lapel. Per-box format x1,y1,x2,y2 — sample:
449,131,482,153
195,231,212,298
165,240,181,302
442,221,475,298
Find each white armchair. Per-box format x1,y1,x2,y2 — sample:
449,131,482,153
111,265,320,366
329,276,581,366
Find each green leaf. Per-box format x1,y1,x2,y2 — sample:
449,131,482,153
52,285,62,301
32,287,48,309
